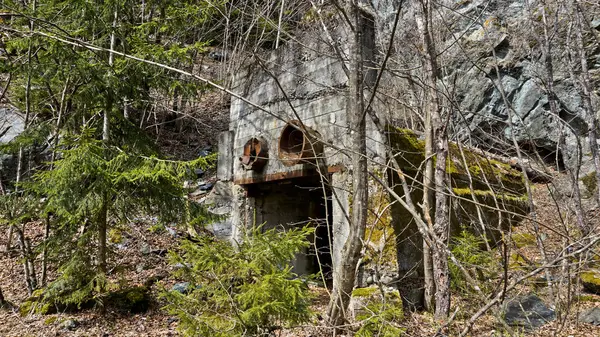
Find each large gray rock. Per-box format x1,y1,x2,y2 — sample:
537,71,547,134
0,107,24,144
504,294,555,329
580,307,600,326
197,181,246,243
372,0,599,170
0,107,24,182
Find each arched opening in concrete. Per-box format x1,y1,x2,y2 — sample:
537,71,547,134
278,121,323,166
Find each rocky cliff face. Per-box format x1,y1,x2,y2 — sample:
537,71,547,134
372,0,600,170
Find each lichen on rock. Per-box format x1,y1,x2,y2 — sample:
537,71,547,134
581,271,600,295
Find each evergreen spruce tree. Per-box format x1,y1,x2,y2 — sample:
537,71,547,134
162,225,314,337
0,0,219,309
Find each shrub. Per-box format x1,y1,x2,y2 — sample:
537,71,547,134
449,230,497,294
354,289,405,337
161,225,314,336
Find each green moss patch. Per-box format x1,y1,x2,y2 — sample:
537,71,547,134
387,126,526,196
353,287,405,337
386,126,530,244
581,271,600,294
44,316,58,325
364,180,397,267
575,295,600,303
352,287,380,298
103,286,150,313
582,171,597,196
512,233,537,248
19,285,150,316
19,289,57,316
509,253,530,270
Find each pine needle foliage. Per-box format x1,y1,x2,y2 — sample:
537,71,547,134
448,230,498,294
27,127,214,307
162,225,314,337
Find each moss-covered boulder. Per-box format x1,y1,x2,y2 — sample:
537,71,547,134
581,171,597,197
581,271,600,294
103,286,150,313
512,232,537,248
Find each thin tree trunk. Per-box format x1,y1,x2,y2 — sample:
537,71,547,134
420,0,450,318
572,1,600,209
97,8,118,275
5,226,13,252
327,1,370,327
98,197,108,274
0,178,11,252
538,4,589,242
9,0,38,291
41,78,69,285
422,88,435,312
14,225,36,294
275,0,284,49
41,212,50,286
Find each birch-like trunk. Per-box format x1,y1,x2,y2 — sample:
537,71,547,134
419,0,450,318
98,8,118,274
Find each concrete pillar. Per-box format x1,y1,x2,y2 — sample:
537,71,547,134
217,131,234,181
229,184,249,247
330,171,351,273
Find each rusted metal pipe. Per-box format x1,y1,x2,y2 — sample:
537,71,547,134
239,137,268,171
278,120,323,166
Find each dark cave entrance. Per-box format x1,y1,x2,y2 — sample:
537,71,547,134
246,176,333,278
518,141,566,172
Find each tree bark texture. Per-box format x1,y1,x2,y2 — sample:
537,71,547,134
327,1,372,327
420,0,450,318
98,197,108,274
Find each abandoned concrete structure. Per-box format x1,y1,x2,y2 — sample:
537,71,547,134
216,19,382,278
215,18,529,306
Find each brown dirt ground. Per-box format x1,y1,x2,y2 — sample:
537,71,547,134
3,172,600,336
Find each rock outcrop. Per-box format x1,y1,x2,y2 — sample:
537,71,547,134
373,0,600,170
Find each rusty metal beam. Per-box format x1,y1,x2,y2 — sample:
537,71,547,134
234,165,344,185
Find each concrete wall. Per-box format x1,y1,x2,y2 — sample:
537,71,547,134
216,12,379,276
228,45,350,184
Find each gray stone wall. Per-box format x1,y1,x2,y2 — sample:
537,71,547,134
227,44,350,183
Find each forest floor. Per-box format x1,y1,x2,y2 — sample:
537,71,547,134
3,173,600,336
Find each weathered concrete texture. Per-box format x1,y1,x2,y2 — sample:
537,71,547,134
216,13,378,276
228,33,350,184
386,127,529,305
217,131,233,181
